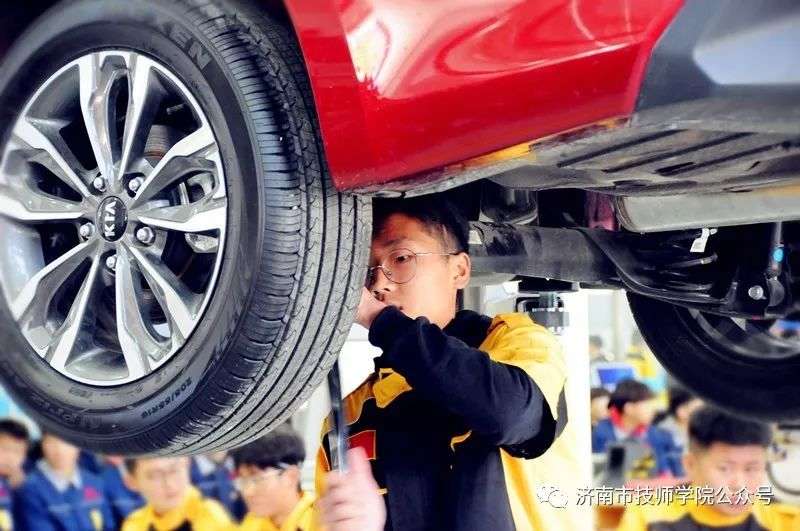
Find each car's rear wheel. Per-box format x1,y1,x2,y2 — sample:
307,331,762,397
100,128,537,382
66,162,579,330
0,0,369,454
628,293,800,421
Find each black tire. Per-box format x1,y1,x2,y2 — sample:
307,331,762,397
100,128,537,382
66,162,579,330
627,292,800,422
0,0,370,454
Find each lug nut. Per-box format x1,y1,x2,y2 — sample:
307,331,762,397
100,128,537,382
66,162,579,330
92,177,107,193
105,255,117,272
748,285,765,300
128,177,144,193
136,226,155,245
78,222,95,239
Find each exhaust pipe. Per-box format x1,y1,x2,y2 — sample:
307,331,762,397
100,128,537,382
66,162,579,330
615,183,800,233
468,222,615,283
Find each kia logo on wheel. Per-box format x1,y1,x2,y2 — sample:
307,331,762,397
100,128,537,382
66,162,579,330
97,197,128,242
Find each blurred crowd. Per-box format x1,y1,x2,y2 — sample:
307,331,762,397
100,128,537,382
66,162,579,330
589,334,800,530
0,419,310,530
0,328,797,531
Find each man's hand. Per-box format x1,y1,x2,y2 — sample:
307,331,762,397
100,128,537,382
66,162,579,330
355,287,387,329
319,447,386,531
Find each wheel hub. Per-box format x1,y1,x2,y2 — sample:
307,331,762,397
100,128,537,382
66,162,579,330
0,50,228,386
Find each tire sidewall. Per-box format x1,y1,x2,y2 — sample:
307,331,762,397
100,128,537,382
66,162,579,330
0,0,268,440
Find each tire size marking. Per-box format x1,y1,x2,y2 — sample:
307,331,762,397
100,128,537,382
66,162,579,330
141,377,193,419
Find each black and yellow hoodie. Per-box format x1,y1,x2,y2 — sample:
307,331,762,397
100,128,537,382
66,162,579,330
316,307,569,531
618,495,800,531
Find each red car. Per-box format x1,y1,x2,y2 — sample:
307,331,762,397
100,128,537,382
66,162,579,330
0,0,798,452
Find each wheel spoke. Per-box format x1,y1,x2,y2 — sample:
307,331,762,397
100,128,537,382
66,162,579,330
130,126,216,207
47,254,102,372
128,245,200,341
78,54,122,186
11,240,97,322
135,196,227,233
115,248,163,380
0,183,86,222
118,54,164,179
13,119,93,198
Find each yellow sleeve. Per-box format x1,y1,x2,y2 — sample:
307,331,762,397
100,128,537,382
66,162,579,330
481,313,568,454
483,314,567,423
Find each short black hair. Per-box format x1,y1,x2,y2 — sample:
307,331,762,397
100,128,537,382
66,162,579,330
0,418,30,443
590,387,611,401
668,386,697,417
589,335,604,348
609,379,654,413
372,196,469,254
231,426,306,470
689,406,772,451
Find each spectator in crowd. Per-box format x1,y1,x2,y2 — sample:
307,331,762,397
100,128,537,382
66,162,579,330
121,456,232,531
100,455,144,529
0,419,29,489
232,426,315,531
657,387,704,452
618,406,799,530
191,451,246,520
589,336,613,387
589,335,612,363
16,431,113,531
0,419,29,531
590,387,611,427
592,379,680,477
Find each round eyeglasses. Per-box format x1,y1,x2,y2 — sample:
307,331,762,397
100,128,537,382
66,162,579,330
366,248,460,288
233,465,288,490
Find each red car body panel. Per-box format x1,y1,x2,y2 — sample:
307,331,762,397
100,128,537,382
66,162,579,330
283,0,684,192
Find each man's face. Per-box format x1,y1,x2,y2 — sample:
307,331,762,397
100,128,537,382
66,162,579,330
684,443,767,516
236,464,298,519
41,435,79,472
127,457,191,515
624,399,655,426
0,435,28,477
369,214,470,328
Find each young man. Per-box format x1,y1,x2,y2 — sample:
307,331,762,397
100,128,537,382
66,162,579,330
618,405,798,530
316,197,569,530
657,387,704,451
16,431,113,531
191,451,246,520
232,426,315,531
592,378,680,478
121,456,232,531
590,387,611,427
99,455,144,529
0,419,29,531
